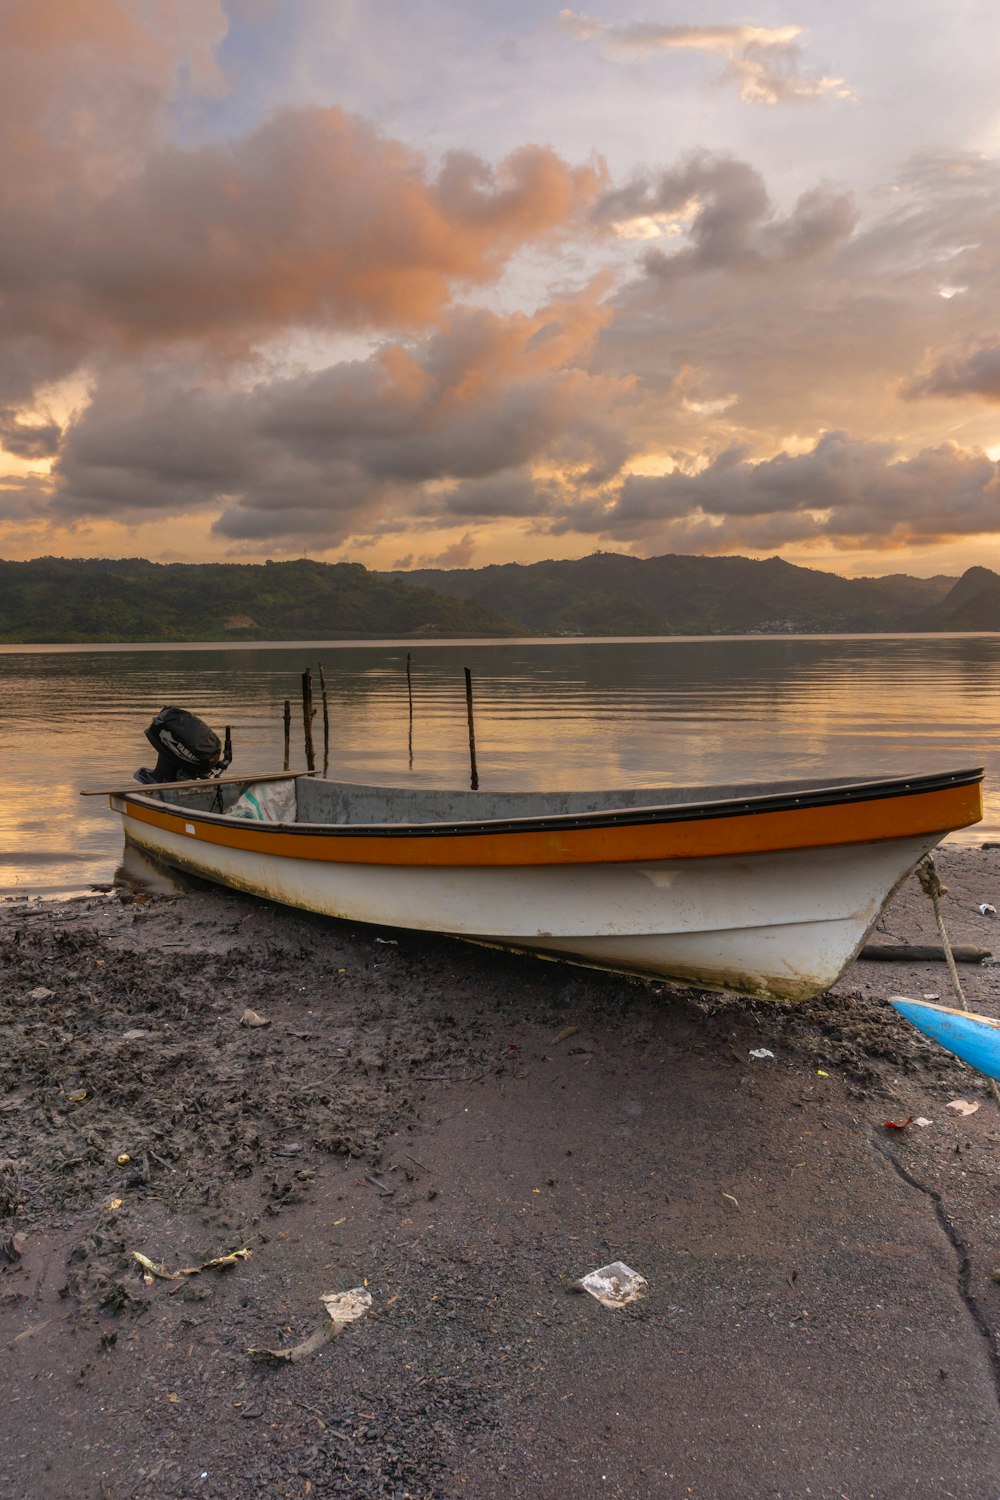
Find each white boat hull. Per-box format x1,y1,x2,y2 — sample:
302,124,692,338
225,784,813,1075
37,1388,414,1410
121,811,935,1000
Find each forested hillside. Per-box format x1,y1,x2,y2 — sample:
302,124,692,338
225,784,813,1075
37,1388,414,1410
0,553,988,643
397,553,958,635
0,558,521,643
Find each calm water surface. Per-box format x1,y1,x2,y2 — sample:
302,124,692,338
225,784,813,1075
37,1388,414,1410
1,634,997,895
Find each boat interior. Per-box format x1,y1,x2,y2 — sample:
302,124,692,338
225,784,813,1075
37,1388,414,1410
138,770,903,828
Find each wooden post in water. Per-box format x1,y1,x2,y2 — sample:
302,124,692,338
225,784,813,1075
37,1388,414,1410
282,700,291,771
302,669,316,772
406,652,414,769
318,661,330,775
464,666,479,791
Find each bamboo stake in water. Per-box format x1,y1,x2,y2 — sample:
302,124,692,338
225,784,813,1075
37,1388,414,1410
464,666,479,791
282,699,291,771
318,661,330,775
406,651,414,769
302,669,316,773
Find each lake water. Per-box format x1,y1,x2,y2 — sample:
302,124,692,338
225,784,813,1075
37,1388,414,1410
1,634,998,896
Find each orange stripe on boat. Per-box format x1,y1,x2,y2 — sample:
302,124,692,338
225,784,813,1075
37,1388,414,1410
114,779,982,869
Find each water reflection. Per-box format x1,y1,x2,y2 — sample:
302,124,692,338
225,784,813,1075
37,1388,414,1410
0,634,997,893
115,842,188,897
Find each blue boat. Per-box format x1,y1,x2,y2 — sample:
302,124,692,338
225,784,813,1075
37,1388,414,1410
889,997,1000,1082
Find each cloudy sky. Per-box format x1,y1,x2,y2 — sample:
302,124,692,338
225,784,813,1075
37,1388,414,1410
4,0,1000,577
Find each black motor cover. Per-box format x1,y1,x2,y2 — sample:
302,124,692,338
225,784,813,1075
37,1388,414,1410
136,706,223,783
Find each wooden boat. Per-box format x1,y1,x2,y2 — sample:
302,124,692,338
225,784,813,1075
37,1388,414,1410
889,997,1000,1081
102,765,983,1002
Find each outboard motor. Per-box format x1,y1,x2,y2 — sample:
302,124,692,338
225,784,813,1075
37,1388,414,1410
134,706,230,785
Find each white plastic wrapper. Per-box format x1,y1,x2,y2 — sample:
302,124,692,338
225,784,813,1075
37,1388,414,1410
229,780,297,823
579,1261,648,1308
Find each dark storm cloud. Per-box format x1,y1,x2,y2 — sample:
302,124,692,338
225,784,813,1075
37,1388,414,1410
0,410,62,460
593,154,857,276
437,472,549,519
43,295,632,546
551,433,1000,551
903,342,1000,402
51,368,255,518
0,474,52,521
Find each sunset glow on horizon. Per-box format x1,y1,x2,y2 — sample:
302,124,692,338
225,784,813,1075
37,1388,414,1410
4,0,1000,580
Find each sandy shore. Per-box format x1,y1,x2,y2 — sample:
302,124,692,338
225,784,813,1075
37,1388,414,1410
2,845,1000,1498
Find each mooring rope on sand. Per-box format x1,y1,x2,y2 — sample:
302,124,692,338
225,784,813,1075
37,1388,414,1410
917,855,1000,1109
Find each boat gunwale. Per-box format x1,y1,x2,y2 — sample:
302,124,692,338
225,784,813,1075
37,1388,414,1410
116,765,984,842
890,996,1000,1031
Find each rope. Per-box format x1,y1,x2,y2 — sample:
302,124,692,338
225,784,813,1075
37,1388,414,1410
916,856,1000,1109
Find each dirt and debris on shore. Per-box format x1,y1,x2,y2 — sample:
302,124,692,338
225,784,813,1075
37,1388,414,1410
3,845,1000,1499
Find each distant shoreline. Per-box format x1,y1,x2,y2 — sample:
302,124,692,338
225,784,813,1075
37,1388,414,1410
4,553,992,637
4,629,1000,653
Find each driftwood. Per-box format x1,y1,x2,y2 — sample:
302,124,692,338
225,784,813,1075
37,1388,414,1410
860,943,991,964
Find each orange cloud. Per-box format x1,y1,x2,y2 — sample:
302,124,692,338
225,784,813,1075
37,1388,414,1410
0,0,228,193
0,1,602,419
558,11,852,105
5,4,999,578
88,114,603,343
0,0,224,67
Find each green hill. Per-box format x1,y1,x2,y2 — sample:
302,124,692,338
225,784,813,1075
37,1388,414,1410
912,566,1000,630
397,553,956,635
0,553,971,643
0,557,522,643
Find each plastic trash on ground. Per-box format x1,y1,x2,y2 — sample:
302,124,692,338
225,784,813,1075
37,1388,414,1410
579,1261,648,1308
239,1008,270,1028
248,1286,373,1364
320,1287,373,1324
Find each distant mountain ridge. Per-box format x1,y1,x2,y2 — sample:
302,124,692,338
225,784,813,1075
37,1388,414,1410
915,566,1000,630
1,552,996,643
0,557,520,643
396,553,963,635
